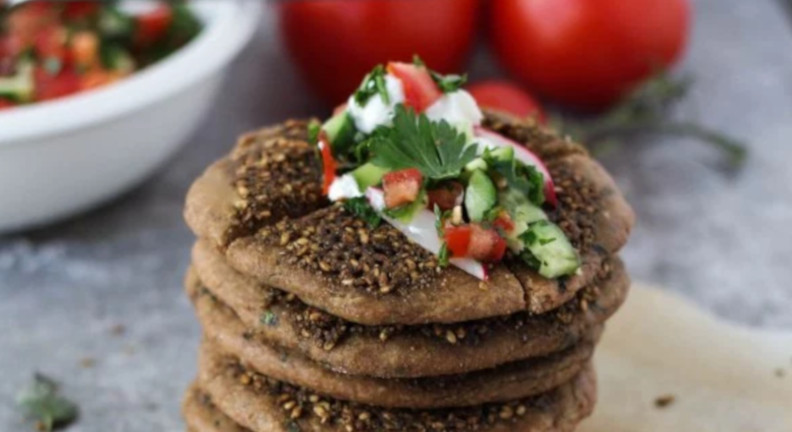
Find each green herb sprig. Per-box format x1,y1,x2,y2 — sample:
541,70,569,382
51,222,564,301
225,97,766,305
370,105,477,180
343,197,382,228
354,65,390,106
16,373,78,432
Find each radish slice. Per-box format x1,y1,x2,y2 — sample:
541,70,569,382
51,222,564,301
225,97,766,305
365,188,488,280
474,126,557,207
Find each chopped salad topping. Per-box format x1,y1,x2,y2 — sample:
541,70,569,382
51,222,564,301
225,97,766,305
0,0,201,109
319,59,581,280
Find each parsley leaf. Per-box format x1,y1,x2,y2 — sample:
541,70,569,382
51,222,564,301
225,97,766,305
431,72,467,93
354,64,389,106
482,148,545,205
370,105,477,180
343,197,382,228
438,242,450,267
16,373,78,432
307,120,321,146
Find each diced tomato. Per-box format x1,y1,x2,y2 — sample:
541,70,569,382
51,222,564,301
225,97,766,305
444,225,472,257
7,2,58,46
319,135,337,195
468,225,507,262
382,168,423,209
427,181,464,211
63,1,101,20
386,62,442,112
134,6,173,47
33,26,67,61
71,31,100,67
81,68,122,90
0,98,15,110
34,67,81,101
492,211,515,233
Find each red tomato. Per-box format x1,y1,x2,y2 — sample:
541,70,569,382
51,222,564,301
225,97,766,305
382,168,423,209
387,62,442,112
7,2,58,46
63,1,101,20
33,26,67,61
492,211,515,233
319,136,337,195
34,67,81,101
444,225,472,257
490,0,690,110
278,0,480,104
467,80,546,122
0,98,15,110
427,181,464,211
134,6,173,46
468,225,507,262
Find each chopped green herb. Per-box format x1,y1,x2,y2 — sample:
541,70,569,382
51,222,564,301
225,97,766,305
412,54,426,67
482,148,545,205
343,197,382,228
438,242,450,267
483,206,504,223
433,204,446,236
354,64,389,106
307,120,321,146
370,105,477,180
260,311,278,327
431,71,467,93
16,373,78,432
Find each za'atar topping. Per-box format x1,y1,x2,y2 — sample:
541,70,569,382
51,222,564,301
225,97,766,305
317,59,580,280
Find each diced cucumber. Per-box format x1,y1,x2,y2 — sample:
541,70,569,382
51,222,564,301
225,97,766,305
464,157,488,173
322,111,356,150
465,170,497,222
352,162,389,190
498,189,547,251
0,62,34,103
521,220,580,278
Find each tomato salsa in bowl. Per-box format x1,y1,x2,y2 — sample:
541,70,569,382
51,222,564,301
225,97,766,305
0,0,202,109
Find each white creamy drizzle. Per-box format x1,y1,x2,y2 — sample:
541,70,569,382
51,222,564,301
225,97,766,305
327,173,362,201
424,89,483,128
346,75,405,134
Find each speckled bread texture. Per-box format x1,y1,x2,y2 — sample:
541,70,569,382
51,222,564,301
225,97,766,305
184,114,634,324
185,259,626,378
182,113,633,432
194,346,597,432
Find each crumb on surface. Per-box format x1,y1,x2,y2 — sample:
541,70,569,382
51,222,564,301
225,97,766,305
654,394,675,409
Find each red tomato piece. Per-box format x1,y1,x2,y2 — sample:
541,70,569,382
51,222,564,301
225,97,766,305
490,0,690,110
427,181,464,211
7,2,58,46
387,62,442,112
34,67,81,101
444,225,471,257
63,1,101,20
468,224,507,263
134,6,173,47
0,98,15,110
332,102,347,116
277,0,480,104
382,168,423,209
319,136,337,195
492,212,515,233
33,26,67,61
467,80,546,122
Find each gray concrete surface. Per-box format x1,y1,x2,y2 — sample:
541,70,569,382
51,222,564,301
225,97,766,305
2,1,792,430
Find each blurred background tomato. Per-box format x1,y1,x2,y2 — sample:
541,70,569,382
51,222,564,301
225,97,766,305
490,0,690,110
278,0,480,105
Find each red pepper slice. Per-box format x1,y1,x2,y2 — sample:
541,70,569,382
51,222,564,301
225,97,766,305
319,135,337,195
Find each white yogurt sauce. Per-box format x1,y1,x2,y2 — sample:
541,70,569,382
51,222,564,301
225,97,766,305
347,75,405,134
327,174,362,201
425,89,483,127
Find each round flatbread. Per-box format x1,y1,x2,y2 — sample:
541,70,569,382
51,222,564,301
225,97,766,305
185,257,628,378
184,112,633,324
197,301,597,407
195,350,597,432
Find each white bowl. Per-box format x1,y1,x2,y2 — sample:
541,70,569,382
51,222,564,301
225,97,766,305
0,0,260,233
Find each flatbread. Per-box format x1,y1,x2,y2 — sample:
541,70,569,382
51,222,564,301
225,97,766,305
185,258,628,378
183,112,633,323
197,300,597,407
195,350,597,432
